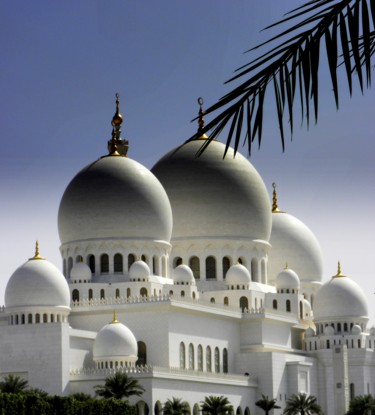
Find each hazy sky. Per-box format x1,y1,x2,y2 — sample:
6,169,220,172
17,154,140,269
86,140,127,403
1,1,374,321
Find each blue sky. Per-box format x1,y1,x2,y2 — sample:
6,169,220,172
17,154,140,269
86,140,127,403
1,1,374,320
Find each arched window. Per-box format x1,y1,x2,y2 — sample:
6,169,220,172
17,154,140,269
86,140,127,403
115,288,120,298
206,256,216,280
154,401,162,415
236,407,243,415
350,383,355,400
141,254,147,264
88,255,95,274
100,289,105,299
299,301,303,319
140,287,148,297
114,253,123,273
68,257,73,277
198,345,203,371
43,313,48,323
181,291,185,297
261,260,266,283
63,259,67,276
251,258,259,282
180,342,186,369
76,255,83,263
72,289,79,302
21,314,25,324
189,256,200,279
214,347,220,373
137,341,147,365
189,343,194,370
127,288,131,298
239,296,249,312
223,348,228,373
273,299,278,310
174,257,183,268
344,322,348,332
152,256,158,275
224,297,229,306
128,253,136,270
193,404,200,415
244,408,251,415
286,299,291,312
28,314,32,324
100,254,109,273
326,340,330,349
222,257,231,279
206,346,212,372
88,289,93,300
210,297,215,304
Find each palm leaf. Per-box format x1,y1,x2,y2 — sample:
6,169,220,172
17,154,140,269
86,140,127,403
188,0,375,155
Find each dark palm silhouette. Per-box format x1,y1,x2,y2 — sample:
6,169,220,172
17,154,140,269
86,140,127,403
163,397,191,415
346,394,375,414
94,372,145,400
255,394,281,415
189,0,374,155
201,395,233,415
283,393,323,415
0,374,29,393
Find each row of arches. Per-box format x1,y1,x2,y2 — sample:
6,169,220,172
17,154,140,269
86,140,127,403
173,255,266,283
179,342,228,373
71,287,160,303
64,253,167,278
315,322,366,335
305,337,365,351
272,299,304,319
9,312,68,325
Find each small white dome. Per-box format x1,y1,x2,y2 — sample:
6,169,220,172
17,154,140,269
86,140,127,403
70,262,92,281
369,326,375,336
173,265,195,285
5,256,70,310
129,261,150,281
314,273,368,322
305,327,315,337
276,267,300,291
352,324,362,335
226,263,251,286
268,212,323,283
324,325,334,335
93,317,137,364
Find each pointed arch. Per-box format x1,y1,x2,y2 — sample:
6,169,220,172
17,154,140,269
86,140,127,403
189,256,200,279
206,256,217,279
114,253,123,272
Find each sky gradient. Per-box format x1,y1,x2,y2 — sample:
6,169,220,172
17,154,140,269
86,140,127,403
1,1,374,321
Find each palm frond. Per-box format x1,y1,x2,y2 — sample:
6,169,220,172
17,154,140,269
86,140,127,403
188,0,375,155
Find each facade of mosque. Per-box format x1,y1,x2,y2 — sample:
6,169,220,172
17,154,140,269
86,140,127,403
0,97,373,415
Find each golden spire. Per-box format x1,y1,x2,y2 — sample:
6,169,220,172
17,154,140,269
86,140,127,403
197,97,208,139
284,262,289,269
29,240,45,260
106,93,129,157
111,310,119,324
272,183,285,213
333,261,346,278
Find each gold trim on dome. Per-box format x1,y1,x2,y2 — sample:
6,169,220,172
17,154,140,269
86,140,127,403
29,240,45,260
272,182,285,213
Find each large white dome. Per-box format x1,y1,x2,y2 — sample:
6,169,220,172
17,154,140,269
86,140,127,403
152,140,271,242
93,317,138,364
58,155,172,245
313,272,368,321
5,255,70,310
268,212,323,283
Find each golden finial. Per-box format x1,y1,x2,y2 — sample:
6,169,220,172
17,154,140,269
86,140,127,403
106,93,129,157
197,97,208,139
333,261,346,278
284,262,289,269
111,310,119,324
29,240,45,260
272,183,285,213
112,93,123,127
